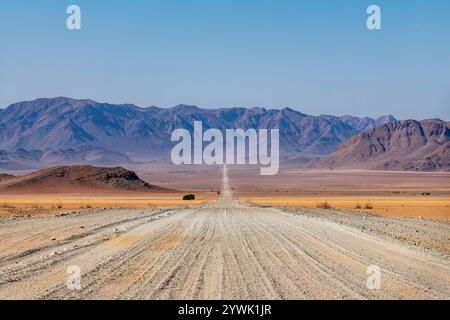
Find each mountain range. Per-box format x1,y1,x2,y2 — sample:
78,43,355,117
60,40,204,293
311,119,449,171
0,97,447,171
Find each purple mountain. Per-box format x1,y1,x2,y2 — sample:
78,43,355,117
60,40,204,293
0,97,396,169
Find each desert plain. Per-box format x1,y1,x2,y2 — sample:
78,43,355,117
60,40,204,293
2,167,450,220
0,165,449,299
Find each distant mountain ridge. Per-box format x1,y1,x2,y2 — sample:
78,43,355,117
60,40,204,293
338,115,397,132
0,147,132,170
0,97,399,170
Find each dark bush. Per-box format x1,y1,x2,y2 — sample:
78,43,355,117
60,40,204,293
364,202,373,210
316,201,333,209
183,194,195,201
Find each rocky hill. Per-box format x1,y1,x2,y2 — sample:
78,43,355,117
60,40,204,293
310,119,449,171
0,165,161,194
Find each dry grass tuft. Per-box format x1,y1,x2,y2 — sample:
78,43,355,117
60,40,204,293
316,201,333,209
1,202,15,209
364,202,374,210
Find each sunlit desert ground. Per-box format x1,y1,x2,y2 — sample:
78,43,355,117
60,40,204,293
142,166,450,220
0,193,217,217
1,166,449,220
244,197,450,220
0,166,448,300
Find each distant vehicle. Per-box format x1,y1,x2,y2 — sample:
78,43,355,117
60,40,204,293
183,194,195,200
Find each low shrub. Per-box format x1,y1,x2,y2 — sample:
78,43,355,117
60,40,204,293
364,202,373,210
316,201,333,209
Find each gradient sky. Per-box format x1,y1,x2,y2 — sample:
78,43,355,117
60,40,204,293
0,0,449,119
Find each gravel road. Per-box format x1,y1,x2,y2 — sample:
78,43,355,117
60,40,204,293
0,167,448,299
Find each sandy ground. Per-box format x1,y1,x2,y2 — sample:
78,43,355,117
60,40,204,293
244,197,450,220
228,167,450,197
0,193,216,217
2,166,449,219
141,166,450,219
0,167,448,300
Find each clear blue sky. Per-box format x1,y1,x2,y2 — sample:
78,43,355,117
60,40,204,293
1,0,449,119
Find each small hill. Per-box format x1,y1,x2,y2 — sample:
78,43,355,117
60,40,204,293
311,119,449,171
0,173,15,182
0,165,162,194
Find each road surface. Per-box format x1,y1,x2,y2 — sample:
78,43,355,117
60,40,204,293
0,166,449,299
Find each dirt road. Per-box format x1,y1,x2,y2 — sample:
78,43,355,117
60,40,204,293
0,167,449,299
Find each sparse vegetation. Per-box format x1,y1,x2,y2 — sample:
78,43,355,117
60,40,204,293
0,196,208,218
364,202,373,210
355,202,362,209
1,202,13,209
316,201,333,209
